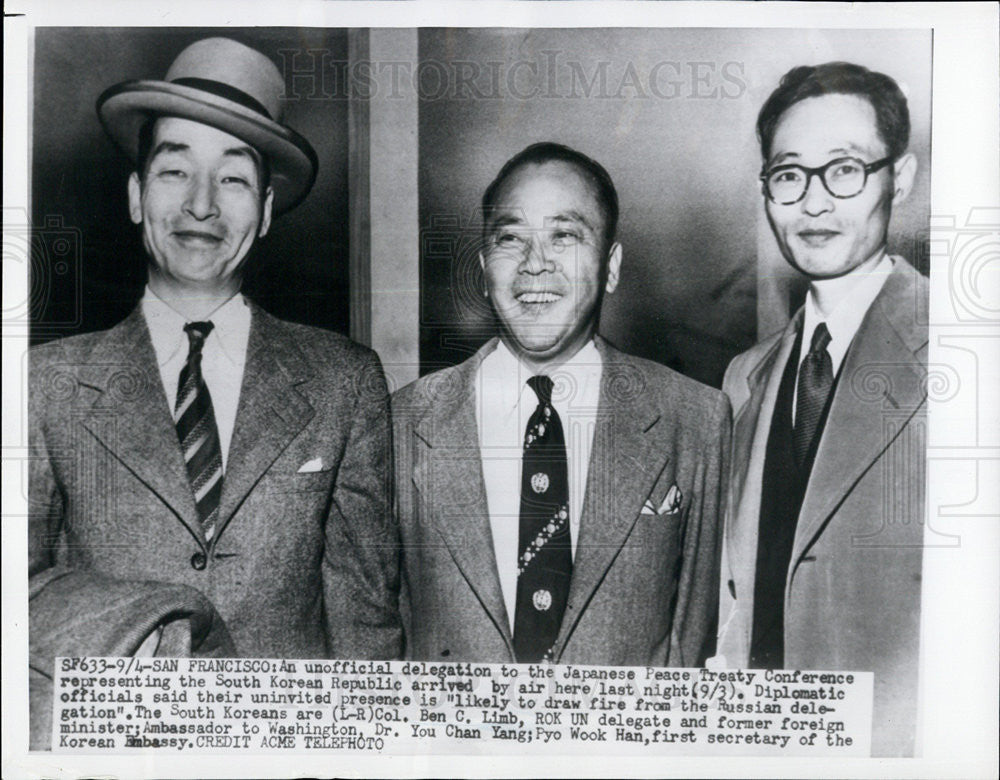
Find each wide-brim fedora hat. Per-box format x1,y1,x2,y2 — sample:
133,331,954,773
97,37,317,215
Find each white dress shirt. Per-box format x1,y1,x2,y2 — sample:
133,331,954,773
474,338,603,631
141,287,251,471
794,253,894,424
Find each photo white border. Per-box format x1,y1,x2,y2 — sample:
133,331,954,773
3,2,998,778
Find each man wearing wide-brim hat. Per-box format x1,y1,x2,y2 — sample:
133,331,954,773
28,38,402,746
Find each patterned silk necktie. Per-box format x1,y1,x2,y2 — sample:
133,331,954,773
175,321,223,541
793,322,834,468
513,375,572,663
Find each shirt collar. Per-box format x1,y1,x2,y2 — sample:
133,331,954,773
802,253,894,363
141,286,251,368
483,338,604,413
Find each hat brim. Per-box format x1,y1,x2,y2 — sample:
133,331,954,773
97,80,318,215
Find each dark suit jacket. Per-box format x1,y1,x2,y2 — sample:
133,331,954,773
717,258,927,756
393,337,730,666
29,301,402,666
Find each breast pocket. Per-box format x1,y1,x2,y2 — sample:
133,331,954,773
637,506,686,540
625,502,687,574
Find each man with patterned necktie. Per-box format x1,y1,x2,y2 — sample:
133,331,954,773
714,62,927,756
394,142,730,666
28,37,401,746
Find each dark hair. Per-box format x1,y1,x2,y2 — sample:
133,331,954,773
757,62,910,162
481,142,619,248
136,116,156,176
135,114,271,193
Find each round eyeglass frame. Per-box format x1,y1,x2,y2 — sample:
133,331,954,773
760,155,895,205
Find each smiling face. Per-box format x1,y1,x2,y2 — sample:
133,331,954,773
763,93,913,280
128,117,273,298
480,160,621,369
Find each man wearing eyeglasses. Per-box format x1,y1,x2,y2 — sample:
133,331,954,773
714,62,927,756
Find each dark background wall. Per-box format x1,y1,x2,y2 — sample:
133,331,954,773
417,28,931,387
30,27,351,345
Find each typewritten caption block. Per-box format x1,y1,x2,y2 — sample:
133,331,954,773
52,659,872,755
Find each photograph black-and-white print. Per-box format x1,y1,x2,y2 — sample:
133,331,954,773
4,2,998,779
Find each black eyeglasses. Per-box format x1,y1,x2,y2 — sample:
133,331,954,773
760,156,895,205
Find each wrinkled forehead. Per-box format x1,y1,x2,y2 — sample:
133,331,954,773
148,116,265,169
769,93,887,163
491,160,607,229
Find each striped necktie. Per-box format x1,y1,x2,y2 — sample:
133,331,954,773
175,321,223,541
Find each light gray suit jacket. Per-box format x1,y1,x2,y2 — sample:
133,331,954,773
29,302,403,665
717,258,928,756
393,337,730,666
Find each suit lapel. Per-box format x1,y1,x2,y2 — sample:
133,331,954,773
76,307,202,542
792,264,928,567
727,317,800,616
553,342,672,659
214,304,315,541
412,341,512,646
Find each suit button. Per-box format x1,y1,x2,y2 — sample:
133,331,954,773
190,552,207,570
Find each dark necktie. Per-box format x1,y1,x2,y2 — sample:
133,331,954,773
513,375,572,662
175,321,223,541
793,322,834,467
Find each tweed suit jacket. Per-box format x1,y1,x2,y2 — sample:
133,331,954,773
393,337,730,667
716,258,928,756
29,301,403,666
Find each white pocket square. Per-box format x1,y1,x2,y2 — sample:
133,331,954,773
297,457,325,473
641,484,683,515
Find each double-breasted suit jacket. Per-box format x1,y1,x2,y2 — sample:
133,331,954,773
29,301,403,665
393,337,730,667
717,258,928,756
